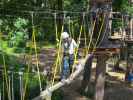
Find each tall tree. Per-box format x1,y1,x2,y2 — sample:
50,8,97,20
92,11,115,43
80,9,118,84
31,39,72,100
57,0,63,34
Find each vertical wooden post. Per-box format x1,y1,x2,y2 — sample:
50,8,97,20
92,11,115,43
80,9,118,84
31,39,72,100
90,1,111,100
81,54,94,93
94,54,108,100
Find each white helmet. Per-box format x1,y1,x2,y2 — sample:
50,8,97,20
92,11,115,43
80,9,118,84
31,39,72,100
61,32,69,39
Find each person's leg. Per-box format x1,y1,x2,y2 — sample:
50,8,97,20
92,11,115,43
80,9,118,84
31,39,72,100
61,56,69,79
69,54,74,73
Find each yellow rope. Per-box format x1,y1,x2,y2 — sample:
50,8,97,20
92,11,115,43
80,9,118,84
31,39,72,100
32,27,42,91
87,19,96,53
52,25,64,86
2,54,11,100
51,11,106,87
0,32,11,100
72,24,83,73
54,13,59,43
23,34,34,100
92,14,106,52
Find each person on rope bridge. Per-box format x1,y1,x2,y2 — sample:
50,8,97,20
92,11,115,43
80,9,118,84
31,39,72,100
61,32,77,79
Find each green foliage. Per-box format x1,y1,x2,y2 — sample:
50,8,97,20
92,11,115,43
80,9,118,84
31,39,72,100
112,19,123,29
9,18,29,47
1,72,47,100
113,0,132,15
112,0,132,29
23,74,46,99
64,0,88,11
52,89,63,100
14,18,28,29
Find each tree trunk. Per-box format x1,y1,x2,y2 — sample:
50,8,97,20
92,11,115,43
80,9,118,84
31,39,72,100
57,0,63,34
81,54,94,93
94,55,107,100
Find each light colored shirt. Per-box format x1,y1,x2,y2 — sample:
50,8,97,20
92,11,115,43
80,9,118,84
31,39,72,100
63,39,77,55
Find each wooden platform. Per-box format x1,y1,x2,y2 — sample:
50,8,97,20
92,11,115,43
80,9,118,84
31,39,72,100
81,48,121,55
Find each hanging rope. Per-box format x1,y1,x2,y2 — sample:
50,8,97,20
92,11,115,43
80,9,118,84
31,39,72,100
0,32,11,100
3,54,12,100
23,29,35,100
54,13,59,43
71,12,85,73
52,25,64,86
93,13,106,52
31,12,42,91
87,19,96,53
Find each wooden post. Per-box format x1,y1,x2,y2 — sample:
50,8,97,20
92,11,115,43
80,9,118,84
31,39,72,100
94,54,108,100
81,54,94,93
89,1,112,100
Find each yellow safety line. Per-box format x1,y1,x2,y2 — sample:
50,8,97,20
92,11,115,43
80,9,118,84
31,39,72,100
72,24,83,73
54,13,59,43
32,27,42,91
0,32,11,100
2,54,11,100
87,19,96,52
52,25,64,86
23,34,34,100
93,14,106,52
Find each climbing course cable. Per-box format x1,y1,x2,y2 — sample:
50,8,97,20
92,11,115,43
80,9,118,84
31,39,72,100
2,52,11,100
87,19,96,53
52,25,64,86
97,12,109,47
54,13,59,43
0,32,11,100
85,9,107,56
71,12,85,73
23,25,35,100
31,12,43,91
54,12,63,76
92,13,106,53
